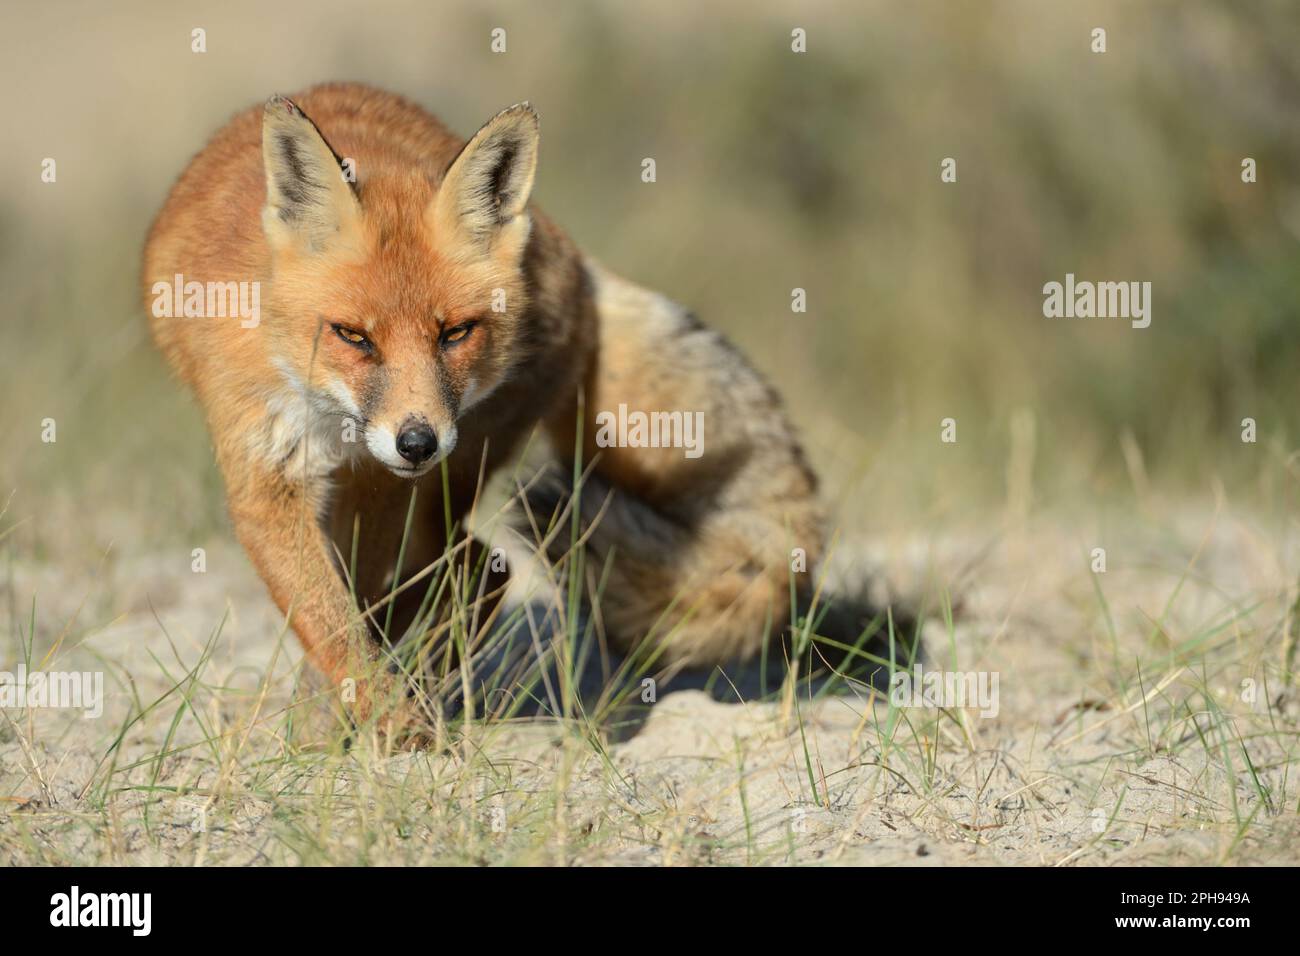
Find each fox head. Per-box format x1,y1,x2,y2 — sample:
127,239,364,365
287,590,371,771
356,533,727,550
258,94,539,478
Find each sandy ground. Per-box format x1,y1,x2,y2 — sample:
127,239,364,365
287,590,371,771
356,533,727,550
2,500,1298,866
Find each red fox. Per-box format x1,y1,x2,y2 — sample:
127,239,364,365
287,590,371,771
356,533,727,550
144,83,901,739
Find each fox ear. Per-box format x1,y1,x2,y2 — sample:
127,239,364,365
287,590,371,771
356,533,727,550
261,94,361,252
432,104,539,252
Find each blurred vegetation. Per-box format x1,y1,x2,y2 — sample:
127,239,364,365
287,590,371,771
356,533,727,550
1,0,1298,551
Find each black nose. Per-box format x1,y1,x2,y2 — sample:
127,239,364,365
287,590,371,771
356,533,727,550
395,422,437,465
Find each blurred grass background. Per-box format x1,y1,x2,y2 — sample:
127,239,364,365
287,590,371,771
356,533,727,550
1,0,1298,558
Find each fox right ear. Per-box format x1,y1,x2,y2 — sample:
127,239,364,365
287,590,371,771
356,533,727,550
261,94,361,253
431,104,539,255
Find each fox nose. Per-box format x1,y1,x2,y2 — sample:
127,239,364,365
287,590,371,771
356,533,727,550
395,421,437,465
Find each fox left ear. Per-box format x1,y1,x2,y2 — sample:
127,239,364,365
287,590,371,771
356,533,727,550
261,94,362,253
432,104,539,253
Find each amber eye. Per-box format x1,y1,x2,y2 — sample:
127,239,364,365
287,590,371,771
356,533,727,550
332,324,372,350
441,321,477,346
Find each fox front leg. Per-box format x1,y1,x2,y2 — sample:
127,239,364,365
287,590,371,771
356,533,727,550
219,453,429,741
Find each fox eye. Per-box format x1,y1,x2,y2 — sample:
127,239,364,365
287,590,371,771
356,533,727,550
332,324,372,351
441,321,477,347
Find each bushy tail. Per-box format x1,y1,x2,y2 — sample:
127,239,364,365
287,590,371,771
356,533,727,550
512,464,924,690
